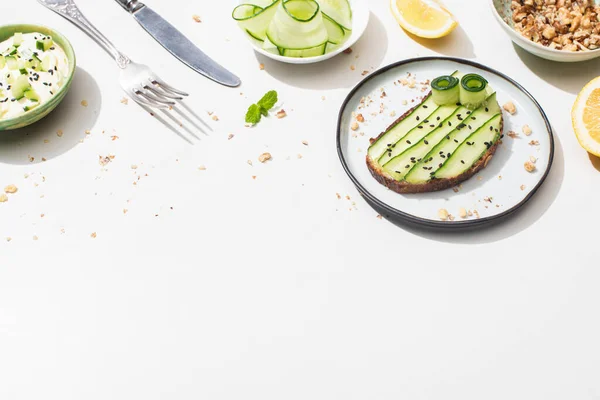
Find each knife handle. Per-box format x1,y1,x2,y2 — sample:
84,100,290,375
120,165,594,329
115,0,144,13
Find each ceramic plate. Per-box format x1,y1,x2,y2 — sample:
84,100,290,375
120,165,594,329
238,0,369,64
337,57,554,228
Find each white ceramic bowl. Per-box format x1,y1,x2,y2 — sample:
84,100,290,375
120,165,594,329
238,0,369,64
490,0,600,62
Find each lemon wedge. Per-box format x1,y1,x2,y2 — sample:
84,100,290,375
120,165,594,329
390,0,458,39
572,76,600,157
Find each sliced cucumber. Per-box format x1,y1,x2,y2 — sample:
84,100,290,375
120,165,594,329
368,95,438,162
24,89,40,102
378,104,459,166
41,53,57,71
323,13,345,44
11,75,31,100
36,36,54,52
233,1,280,41
266,0,328,50
4,46,18,56
403,93,500,184
24,103,39,112
5,56,18,70
5,72,15,85
316,0,352,30
435,114,502,179
13,32,23,47
0,55,5,69
282,42,327,57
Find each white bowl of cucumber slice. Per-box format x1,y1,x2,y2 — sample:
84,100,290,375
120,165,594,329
233,0,369,64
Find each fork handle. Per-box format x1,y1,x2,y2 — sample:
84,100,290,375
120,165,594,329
40,0,131,69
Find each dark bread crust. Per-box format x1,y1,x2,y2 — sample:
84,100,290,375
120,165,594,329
366,99,504,194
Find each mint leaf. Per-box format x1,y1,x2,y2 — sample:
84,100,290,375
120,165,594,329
245,104,262,124
260,107,268,117
257,90,278,111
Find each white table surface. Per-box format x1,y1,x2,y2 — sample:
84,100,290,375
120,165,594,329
1,0,599,398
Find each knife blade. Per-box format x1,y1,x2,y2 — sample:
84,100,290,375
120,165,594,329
126,2,241,87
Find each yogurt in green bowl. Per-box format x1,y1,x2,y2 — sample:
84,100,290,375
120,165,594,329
0,24,75,131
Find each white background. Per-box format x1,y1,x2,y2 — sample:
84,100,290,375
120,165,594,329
1,0,599,399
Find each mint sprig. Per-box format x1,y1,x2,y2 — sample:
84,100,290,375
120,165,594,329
245,90,278,124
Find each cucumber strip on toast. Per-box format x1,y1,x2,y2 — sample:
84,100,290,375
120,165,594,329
382,92,500,182
377,103,458,166
404,98,500,184
435,114,503,179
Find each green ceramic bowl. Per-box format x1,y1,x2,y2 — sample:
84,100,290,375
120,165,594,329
0,24,76,131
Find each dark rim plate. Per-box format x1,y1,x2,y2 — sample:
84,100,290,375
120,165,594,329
336,56,555,229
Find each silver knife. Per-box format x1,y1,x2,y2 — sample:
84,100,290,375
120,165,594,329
116,0,241,87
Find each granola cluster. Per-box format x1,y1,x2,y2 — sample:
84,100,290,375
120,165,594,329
511,0,600,51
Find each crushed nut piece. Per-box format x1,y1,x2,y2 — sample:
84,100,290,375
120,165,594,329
111,135,119,141
302,140,309,146
5,237,11,242
524,160,537,172
336,193,341,199
343,47,353,54
529,156,537,163
258,152,272,163
503,101,516,115
522,124,532,135
198,165,207,171
361,70,369,76
459,207,468,219
520,184,526,191
438,208,449,221
356,113,365,122
297,153,303,159
120,97,129,105
33,235,38,241
211,114,219,121
192,14,202,23
276,109,287,119
376,214,383,219
81,100,88,107
0,194,7,203
529,140,540,146
131,164,138,170
90,232,97,239
4,184,17,194
228,133,235,140
350,121,359,131
259,63,265,70
350,65,356,71
507,131,519,139
247,160,253,166
57,129,63,137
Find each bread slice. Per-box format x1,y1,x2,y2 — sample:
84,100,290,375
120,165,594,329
366,93,504,194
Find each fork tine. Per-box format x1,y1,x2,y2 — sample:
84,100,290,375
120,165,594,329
140,88,176,106
134,91,169,109
144,84,183,100
151,78,189,97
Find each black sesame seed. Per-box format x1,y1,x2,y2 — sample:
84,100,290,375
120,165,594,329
406,140,411,144
424,140,429,144
416,116,420,121
461,160,465,164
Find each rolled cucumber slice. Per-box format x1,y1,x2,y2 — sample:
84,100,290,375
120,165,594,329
282,42,327,57
233,1,280,41
435,114,502,179
266,0,328,50
322,13,345,44
316,0,352,30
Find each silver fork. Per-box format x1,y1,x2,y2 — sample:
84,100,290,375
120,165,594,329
38,0,187,109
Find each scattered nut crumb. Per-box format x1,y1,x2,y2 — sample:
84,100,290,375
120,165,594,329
524,160,537,172
123,209,128,214
350,65,356,71
438,208,449,221
192,14,202,23
520,184,526,191
336,193,341,199
33,235,38,241
81,100,88,107
4,184,17,194
85,129,91,135
297,154,303,159
351,121,359,131
258,152,272,163
131,164,138,170
43,139,49,144
522,124,532,135
276,109,287,119
343,47,353,54
361,70,370,76
302,140,308,146
390,110,396,117
111,135,119,141
228,133,235,140
5,237,11,242
90,232,97,239
507,131,519,139
28,156,34,162
57,129,63,137
473,210,480,219
120,97,129,105
211,115,219,121
376,214,383,219
356,113,364,122
98,155,114,167
259,63,265,70
401,99,408,106
247,160,253,166
198,165,207,171
529,140,540,146
529,156,537,163
0,194,7,203
252,175,257,180
503,101,516,114
459,208,468,219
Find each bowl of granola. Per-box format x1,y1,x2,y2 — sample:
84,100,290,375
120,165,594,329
490,0,600,62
